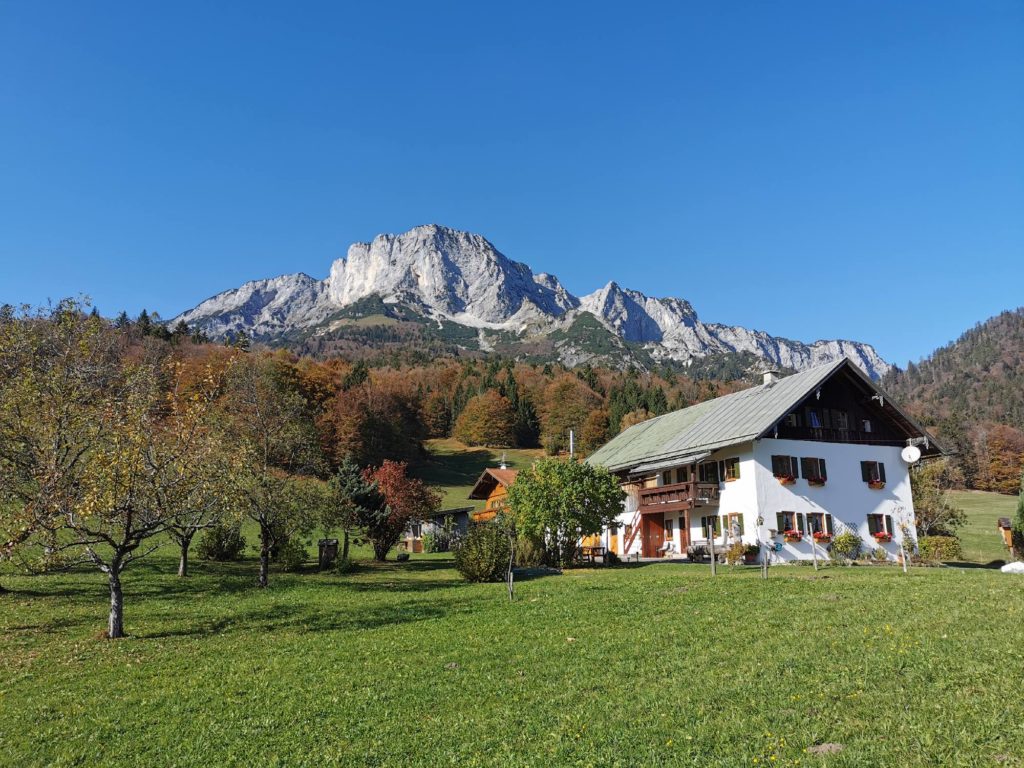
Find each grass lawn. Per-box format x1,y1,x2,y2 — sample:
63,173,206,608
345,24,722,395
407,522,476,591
949,490,1018,563
3,552,1024,767
412,438,545,511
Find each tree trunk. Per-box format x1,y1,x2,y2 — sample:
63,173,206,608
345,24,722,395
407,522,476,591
373,540,389,561
258,524,270,588
108,568,125,639
177,532,194,578
341,530,350,562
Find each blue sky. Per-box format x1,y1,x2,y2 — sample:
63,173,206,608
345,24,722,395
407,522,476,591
1,1,1021,366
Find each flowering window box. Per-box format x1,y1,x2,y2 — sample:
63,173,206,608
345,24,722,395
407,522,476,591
873,532,892,543
806,477,827,487
776,474,796,486
867,480,886,490
783,530,803,543
812,532,832,543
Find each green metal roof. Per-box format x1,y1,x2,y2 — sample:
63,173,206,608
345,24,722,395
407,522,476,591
586,359,848,473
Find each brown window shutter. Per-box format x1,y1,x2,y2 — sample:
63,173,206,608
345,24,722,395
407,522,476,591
819,459,827,480
879,463,886,483
861,461,871,482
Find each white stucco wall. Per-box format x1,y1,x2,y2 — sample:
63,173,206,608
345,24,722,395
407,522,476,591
605,438,917,563
752,438,916,562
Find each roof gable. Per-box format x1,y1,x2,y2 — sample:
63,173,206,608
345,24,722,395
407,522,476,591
468,468,518,499
586,358,940,473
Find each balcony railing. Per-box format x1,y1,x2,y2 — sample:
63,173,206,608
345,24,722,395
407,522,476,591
638,481,720,511
778,426,904,446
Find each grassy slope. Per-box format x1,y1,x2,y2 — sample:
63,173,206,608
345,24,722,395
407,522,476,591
3,556,1024,767
949,490,1018,563
412,438,545,511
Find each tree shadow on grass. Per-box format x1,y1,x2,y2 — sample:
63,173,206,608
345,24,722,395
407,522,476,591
141,594,469,639
410,447,494,490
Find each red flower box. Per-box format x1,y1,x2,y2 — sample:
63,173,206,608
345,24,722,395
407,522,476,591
873,532,892,543
812,532,832,543
776,475,796,485
783,529,803,543
867,480,886,490
807,477,826,487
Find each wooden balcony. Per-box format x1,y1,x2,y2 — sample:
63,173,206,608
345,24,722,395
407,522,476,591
638,481,720,513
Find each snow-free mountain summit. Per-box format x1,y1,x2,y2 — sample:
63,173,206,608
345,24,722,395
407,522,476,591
173,224,891,377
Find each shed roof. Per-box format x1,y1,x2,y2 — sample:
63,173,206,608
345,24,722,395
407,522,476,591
586,358,940,473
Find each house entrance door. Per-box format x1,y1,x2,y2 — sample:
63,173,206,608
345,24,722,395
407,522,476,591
641,513,665,558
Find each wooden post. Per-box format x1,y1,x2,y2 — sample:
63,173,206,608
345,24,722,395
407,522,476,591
709,518,717,577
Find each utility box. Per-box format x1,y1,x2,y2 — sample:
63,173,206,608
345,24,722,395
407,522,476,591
318,538,339,570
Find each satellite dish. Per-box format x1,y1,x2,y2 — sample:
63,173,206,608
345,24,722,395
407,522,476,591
901,445,922,464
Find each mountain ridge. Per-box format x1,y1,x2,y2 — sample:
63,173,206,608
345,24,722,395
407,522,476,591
173,224,892,377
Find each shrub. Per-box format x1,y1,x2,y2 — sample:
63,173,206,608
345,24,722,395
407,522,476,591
515,534,545,567
454,522,511,582
334,557,354,574
273,537,307,572
421,532,436,553
725,541,746,565
605,550,621,565
871,547,888,561
196,522,246,561
830,531,862,562
919,535,963,562
396,552,410,562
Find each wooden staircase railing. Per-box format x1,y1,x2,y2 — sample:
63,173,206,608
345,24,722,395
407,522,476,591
621,507,642,555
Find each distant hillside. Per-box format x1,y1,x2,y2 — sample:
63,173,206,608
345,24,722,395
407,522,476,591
883,308,1024,431
883,308,1024,492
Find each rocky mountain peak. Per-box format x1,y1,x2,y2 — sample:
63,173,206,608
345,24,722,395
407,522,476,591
171,224,892,377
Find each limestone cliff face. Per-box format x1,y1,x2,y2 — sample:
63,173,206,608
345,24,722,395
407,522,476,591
173,224,891,377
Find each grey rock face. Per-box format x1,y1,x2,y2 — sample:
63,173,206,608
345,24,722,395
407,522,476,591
172,224,891,377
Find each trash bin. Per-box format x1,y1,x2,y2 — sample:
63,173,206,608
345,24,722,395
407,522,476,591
318,538,339,570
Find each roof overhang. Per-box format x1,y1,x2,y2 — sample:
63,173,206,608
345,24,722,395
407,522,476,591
628,451,712,477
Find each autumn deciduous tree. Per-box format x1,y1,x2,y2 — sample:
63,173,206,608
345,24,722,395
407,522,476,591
974,424,1024,495
219,355,324,587
452,390,516,447
505,457,624,567
540,374,601,455
578,408,610,454
319,373,425,468
910,458,966,537
360,460,441,561
0,302,224,636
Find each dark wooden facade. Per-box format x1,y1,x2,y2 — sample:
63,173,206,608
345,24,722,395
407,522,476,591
774,365,906,447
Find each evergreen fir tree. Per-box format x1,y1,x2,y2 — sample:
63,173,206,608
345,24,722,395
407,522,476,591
136,309,152,336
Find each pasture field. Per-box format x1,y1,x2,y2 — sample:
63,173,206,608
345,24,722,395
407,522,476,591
2,552,1023,767
413,438,544,511
948,489,1017,563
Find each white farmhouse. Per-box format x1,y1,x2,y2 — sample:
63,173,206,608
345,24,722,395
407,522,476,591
585,358,942,563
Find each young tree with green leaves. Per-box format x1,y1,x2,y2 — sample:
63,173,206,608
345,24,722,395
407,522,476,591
505,457,624,567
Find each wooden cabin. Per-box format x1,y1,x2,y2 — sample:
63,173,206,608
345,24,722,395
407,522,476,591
468,468,518,521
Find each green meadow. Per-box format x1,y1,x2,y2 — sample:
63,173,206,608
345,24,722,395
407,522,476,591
3,551,1023,767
